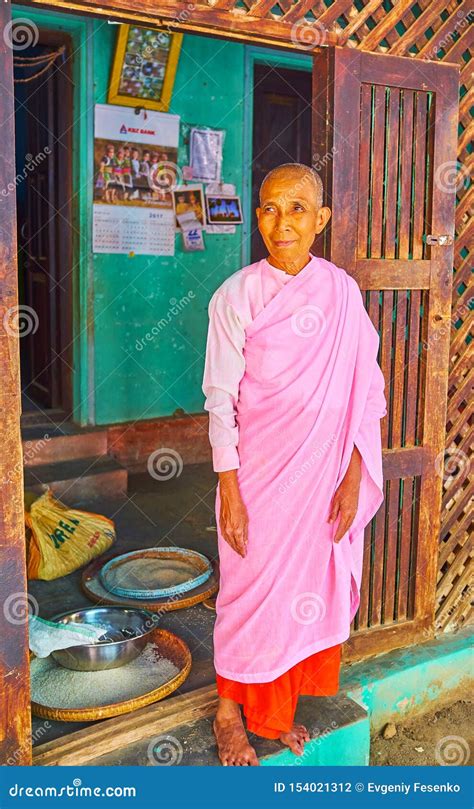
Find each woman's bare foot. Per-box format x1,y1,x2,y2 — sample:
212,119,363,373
279,722,310,756
213,699,259,766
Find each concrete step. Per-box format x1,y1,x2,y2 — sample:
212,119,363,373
24,455,128,505
89,693,369,766
178,694,369,767
22,425,109,468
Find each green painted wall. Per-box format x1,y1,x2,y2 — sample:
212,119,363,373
12,7,311,426
92,24,246,425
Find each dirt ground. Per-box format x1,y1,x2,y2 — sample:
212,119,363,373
370,699,473,766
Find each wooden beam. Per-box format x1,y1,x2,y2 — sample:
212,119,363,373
22,0,339,50
0,2,32,766
353,259,431,290
33,684,218,766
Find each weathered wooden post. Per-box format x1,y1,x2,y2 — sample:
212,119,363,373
0,2,32,766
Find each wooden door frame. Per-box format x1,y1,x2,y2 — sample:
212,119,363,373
242,46,312,267
18,27,74,417
0,2,459,767
0,1,32,766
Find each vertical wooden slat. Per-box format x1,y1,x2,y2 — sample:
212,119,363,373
391,290,408,448
403,92,428,448
357,84,372,259
370,85,386,258
379,291,393,449
422,93,434,261
356,522,372,630
407,476,422,619
397,476,414,621
0,3,32,765
404,289,421,446
412,91,428,257
398,90,414,260
382,478,400,623
370,480,387,626
384,87,400,260
416,290,429,447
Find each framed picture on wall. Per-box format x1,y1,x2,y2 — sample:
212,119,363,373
108,25,183,112
205,194,243,225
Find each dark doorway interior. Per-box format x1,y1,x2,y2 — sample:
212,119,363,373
14,32,73,417
250,63,312,263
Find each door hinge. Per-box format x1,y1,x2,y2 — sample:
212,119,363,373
423,234,453,246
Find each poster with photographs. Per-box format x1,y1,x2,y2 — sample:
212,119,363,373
93,104,180,255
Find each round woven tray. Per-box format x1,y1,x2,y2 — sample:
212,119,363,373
99,547,213,599
31,628,191,722
82,553,219,612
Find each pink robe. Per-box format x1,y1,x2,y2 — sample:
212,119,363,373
203,254,387,683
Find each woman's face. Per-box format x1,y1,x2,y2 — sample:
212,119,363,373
256,172,330,263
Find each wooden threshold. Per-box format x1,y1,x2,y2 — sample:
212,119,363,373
33,683,219,766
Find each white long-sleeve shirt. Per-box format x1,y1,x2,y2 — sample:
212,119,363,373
202,257,295,472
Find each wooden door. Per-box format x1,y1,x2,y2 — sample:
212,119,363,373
312,47,460,660
251,64,312,262
18,36,73,412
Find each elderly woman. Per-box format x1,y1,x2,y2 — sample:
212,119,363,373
202,163,387,766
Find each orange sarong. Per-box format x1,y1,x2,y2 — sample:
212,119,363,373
216,642,342,739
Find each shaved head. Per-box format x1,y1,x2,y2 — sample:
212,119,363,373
259,163,323,209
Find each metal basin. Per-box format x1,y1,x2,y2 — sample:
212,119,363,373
50,606,160,671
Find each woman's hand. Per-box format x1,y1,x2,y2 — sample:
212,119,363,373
328,445,362,543
218,470,249,558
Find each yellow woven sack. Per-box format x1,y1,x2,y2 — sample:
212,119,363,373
25,489,116,580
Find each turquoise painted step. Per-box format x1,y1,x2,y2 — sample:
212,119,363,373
258,694,369,767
